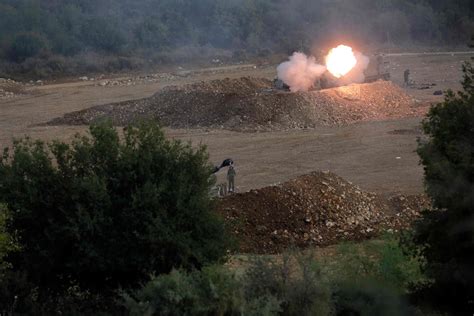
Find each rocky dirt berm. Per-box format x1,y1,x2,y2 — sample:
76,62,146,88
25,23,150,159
217,171,430,253
45,77,424,131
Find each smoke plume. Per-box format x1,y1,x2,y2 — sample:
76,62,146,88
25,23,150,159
340,52,370,85
277,52,326,92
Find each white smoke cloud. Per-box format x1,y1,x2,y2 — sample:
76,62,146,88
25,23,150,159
277,52,326,92
339,51,370,85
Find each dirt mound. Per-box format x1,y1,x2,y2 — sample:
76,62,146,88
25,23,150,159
46,77,422,131
217,171,430,253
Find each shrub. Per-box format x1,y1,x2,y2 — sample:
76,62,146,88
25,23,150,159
126,245,422,316
124,265,243,316
0,121,231,307
411,61,474,313
0,204,17,274
8,32,48,62
124,251,333,316
0,270,38,315
0,204,23,314
0,271,117,316
134,18,170,49
242,252,332,316
332,279,413,316
81,18,126,53
331,236,426,293
322,237,423,315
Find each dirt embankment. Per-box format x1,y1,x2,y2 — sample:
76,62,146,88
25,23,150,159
217,171,430,254
45,77,424,131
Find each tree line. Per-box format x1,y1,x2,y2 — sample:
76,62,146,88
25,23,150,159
0,0,473,77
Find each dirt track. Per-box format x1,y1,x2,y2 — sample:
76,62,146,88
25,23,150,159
1,51,472,196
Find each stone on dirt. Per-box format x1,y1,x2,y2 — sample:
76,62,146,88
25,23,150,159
217,171,430,253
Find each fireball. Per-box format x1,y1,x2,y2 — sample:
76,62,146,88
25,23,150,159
325,45,357,78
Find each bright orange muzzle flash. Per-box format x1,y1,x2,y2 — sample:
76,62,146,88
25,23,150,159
325,45,357,78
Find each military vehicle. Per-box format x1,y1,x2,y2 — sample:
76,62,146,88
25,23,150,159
274,53,390,91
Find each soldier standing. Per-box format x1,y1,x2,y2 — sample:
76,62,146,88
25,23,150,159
376,54,384,75
404,69,410,87
227,164,236,193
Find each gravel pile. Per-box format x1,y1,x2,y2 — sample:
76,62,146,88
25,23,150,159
0,78,25,98
217,171,430,253
46,77,422,131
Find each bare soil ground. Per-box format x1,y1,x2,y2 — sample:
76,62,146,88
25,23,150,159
1,52,472,197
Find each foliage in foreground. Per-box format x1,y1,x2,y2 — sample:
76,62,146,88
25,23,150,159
329,237,427,294
0,121,231,313
0,204,18,274
413,61,474,313
125,236,423,316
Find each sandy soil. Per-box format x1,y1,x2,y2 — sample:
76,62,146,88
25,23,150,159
1,52,472,196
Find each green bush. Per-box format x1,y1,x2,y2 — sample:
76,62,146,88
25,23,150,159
322,237,423,315
0,270,38,315
125,252,331,316
0,121,231,309
124,265,243,316
243,252,332,316
0,204,23,314
332,279,413,316
125,245,423,316
412,61,474,313
81,18,126,53
331,236,426,293
8,32,48,62
134,18,170,49
0,271,117,316
0,204,18,274
124,252,331,316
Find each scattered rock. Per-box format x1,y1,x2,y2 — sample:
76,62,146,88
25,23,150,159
0,78,26,98
388,128,422,135
217,171,431,253
410,82,436,90
94,73,178,88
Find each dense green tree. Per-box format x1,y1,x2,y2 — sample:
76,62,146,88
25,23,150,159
413,62,474,313
1,0,473,57
0,204,18,274
81,18,126,53
0,0,473,77
8,32,48,62
134,17,170,49
0,121,231,302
